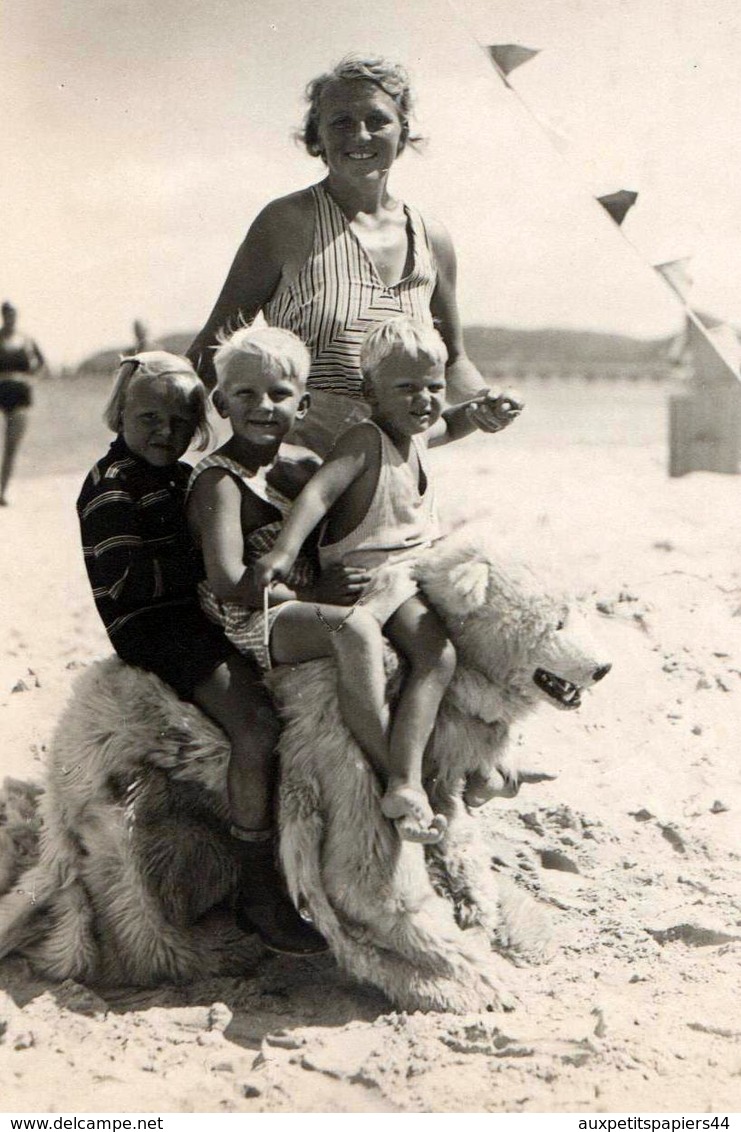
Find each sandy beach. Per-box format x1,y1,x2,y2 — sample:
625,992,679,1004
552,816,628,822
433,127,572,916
1,375,740,1113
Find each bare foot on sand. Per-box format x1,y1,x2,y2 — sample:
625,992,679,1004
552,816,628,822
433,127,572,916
381,784,447,844
463,766,520,807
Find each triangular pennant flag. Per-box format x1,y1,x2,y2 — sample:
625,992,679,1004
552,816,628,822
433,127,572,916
596,190,638,226
653,258,694,301
701,321,741,377
486,44,540,80
693,308,724,330
681,314,741,384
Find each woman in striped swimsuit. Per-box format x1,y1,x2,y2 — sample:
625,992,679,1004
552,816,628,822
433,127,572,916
187,55,516,465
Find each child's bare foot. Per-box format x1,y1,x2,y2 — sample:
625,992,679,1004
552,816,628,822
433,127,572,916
381,785,447,844
396,811,447,844
463,767,519,807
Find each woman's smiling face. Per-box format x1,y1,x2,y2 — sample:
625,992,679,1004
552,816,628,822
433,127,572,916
316,79,405,184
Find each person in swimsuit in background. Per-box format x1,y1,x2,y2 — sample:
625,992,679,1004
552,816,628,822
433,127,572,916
0,301,45,506
187,54,521,458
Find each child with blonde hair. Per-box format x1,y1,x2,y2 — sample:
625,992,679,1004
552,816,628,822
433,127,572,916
256,316,522,841
187,327,404,824
77,350,325,955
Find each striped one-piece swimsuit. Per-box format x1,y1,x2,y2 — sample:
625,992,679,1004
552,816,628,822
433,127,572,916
188,454,315,671
262,182,438,399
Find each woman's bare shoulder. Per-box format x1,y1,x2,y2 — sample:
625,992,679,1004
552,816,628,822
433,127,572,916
250,187,318,273
253,186,317,236
420,213,456,270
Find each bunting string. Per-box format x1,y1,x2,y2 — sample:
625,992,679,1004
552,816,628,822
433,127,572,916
442,0,741,385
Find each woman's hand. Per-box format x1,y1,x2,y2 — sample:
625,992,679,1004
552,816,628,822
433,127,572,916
467,389,524,433
254,549,295,591
309,564,371,606
267,452,322,500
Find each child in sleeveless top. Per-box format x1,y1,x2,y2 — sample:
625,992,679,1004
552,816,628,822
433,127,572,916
190,325,448,845
256,316,524,838
77,351,325,956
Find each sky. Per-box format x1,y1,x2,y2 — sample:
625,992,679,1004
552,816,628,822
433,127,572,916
4,0,741,366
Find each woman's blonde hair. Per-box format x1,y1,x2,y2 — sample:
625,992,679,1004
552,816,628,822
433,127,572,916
299,54,423,159
360,317,448,388
103,350,210,450
213,326,311,388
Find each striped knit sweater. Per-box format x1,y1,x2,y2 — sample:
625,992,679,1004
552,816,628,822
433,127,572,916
76,436,203,640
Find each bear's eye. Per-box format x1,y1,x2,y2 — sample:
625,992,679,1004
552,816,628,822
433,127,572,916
555,617,566,631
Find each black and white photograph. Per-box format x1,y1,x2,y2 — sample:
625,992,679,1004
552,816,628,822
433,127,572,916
1,0,740,1116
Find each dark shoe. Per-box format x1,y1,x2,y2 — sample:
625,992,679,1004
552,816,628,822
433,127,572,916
236,896,328,956
232,834,328,955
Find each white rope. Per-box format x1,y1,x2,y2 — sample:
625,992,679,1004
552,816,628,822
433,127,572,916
263,584,271,652
441,0,738,378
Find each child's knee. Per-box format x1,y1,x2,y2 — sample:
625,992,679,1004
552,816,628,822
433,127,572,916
411,634,457,685
337,607,382,649
198,659,280,745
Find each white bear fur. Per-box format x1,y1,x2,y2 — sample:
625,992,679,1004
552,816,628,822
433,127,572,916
0,531,609,1012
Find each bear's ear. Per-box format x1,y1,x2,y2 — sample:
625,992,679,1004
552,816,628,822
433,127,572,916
445,559,490,615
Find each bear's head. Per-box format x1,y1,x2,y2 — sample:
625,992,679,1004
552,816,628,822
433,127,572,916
415,533,611,715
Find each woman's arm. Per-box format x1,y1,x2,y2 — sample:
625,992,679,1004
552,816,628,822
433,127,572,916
428,218,490,403
186,192,315,390
427,219,525,440
27,338,45,374
427,391,523,448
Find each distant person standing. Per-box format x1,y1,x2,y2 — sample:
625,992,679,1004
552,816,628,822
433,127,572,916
0,301,45,505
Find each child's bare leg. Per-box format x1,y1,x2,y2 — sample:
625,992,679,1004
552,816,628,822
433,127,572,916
382,596,456,844
193,652,326,956
193,651,280,833
270,603,390,774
